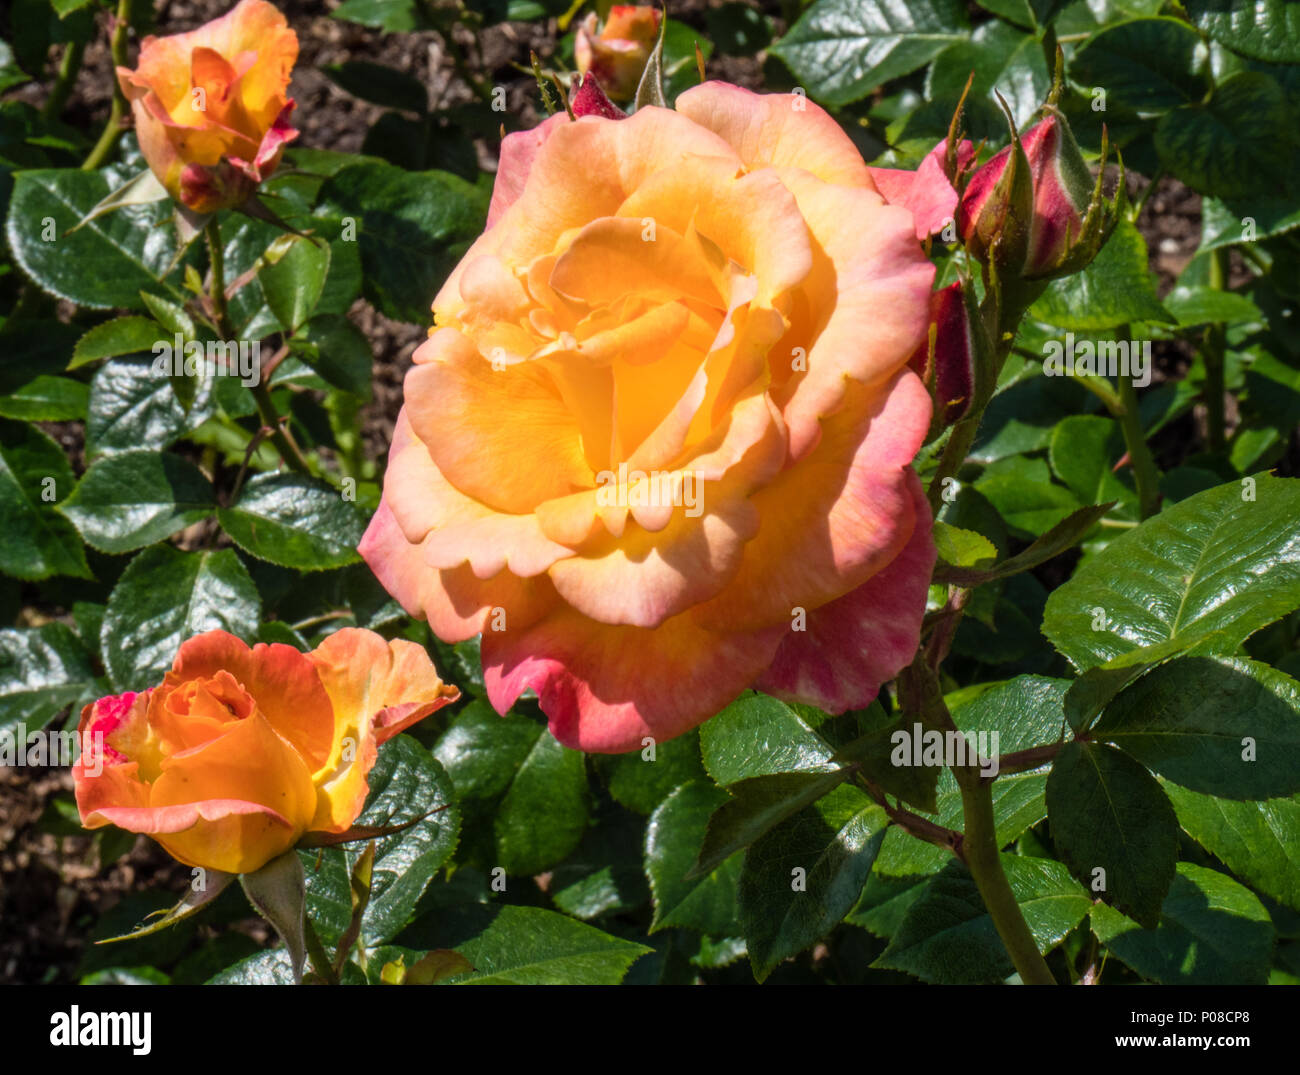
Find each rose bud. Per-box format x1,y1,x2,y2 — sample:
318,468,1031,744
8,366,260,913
958,108,1112,280
116,0,299,215
73,629,458,875
574,5,662,102
910,282,975,436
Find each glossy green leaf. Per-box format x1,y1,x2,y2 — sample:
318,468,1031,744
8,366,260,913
1184,0,1300,63
258,235,330,334
1070,18,1208,111
218,473,366,571
59,451,214,554
0,622,95,737
1093,656,1300,800
316,161,487,324
1046,740,1178,927
1042,475,1300,671
301,735,460,947
699,692,837,785
771,0,969,107
0,418,89,580
933,503,1114,586
1164,782,1300,911
85,358,213,459
645,781,742,936
738,784,888,981
0,375,88,421
101,546,260,690
1032,219,1173,330
289,314,373,398
1155,72,1292,199
875,855,1089,983
1091,862,1274,984
69,316,163,369
432,699,544,801
975,455,1081,538
604,729,706,814
490,724,588,876
6,168,187,309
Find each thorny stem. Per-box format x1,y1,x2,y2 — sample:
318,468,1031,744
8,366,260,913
1202,248,1228,453
205,219,312,475
44,39,85,120
1112,325,1161,519
81,0,133,170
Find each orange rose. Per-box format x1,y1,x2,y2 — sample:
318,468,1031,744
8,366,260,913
116,0,299,214
361,84,947,754
73,629,458,875
574,5,661,102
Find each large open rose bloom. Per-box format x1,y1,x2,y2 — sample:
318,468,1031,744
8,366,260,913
361,83,948,753
117,0,298,214
74,629,458,874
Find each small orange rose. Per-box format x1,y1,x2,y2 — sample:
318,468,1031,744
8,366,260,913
116,0,299,214
574,5,661,102
73,629,458,875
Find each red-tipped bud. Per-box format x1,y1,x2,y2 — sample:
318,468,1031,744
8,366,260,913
959,108,1111,280
574,6,662,103
570,72,626,120
910,282,975,436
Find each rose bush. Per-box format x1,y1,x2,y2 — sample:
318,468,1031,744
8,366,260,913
117,0,299,213
74,629,458,874
360,83,958,753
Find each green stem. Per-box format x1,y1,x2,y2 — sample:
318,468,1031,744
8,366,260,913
1116,371,1161,519
43,39,85,120
1202,249,1228,453
81,0,133,170
899,657,1058,985
206,219,312,476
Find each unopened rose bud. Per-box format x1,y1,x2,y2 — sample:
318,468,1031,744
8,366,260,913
910,283,975,436
116,0,299,215
959,108,1111,280
574,5,662,103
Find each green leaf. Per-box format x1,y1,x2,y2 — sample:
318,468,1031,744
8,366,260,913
491,724,588,876
548,810,650,920
289,314,373,398
397,904,650,984
59,451,214,554
331,0,436,33
207,949,298,985
1155,72,1293,199
932,520,997,570
693,769,857,878
217,473,366,571
0,375,88,421
86,358,212,459
875,856,1089,983
771,0,969,107
1093,656,1300,800
6,168,187,310
0,622,95,737
1184,0,1300,64
926,19,1051,131
258,235,330,334
1199,194,1300,251
1164,783,1300,911
975,455,1081,539
1091,862,1275,984
1164,284,1262,327
1070,18,1209,111
1048,415,1135,508
1042,475,1300,671
101,546,260,690
301,735,460,947
738,784,888,981
432,699,542,800
1032,219,1173,330
603,729,706,814
933,503,1114,586
1046,740,1178,927
316,161,487,324
645,781,742,936
0,418,89,580
322,61,428,113
699,692,838,784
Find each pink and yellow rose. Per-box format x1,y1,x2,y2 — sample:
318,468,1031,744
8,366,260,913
362,83,953,753
117,0,299,214
74,629,458,875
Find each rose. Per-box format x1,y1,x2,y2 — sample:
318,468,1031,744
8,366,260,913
361,82,948,753
957,109,1106,279
74,629,458,874
116,0,299,214
574,5,661,102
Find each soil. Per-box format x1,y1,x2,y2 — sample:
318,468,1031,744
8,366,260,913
1,0,1254,984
